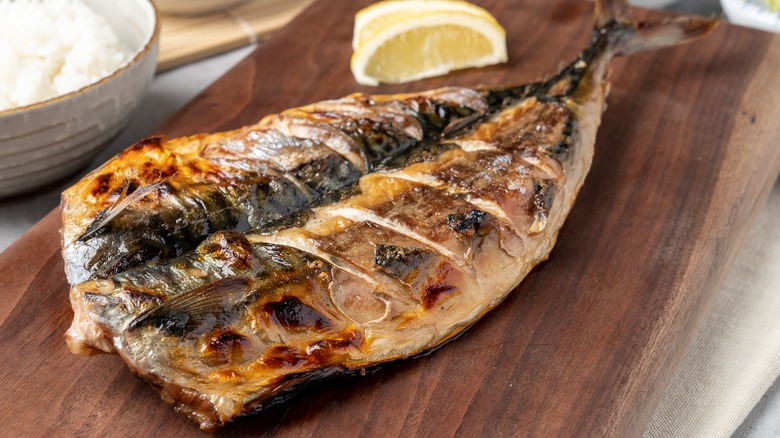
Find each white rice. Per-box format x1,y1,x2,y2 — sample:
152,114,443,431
0,0,131,112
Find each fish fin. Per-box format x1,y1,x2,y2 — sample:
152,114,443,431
442,111,483,137
128,276,253,337
616,15,721,56
595,0,719,55
78,175,177,242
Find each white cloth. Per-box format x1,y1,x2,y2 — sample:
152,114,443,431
644,177,780,437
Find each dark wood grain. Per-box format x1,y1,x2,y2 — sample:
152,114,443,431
2,1,780,436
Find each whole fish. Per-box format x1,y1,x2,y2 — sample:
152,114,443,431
64,0,716,430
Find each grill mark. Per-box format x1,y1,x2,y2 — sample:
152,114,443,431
68,89,492,284
345,118,415,169
288,108,426,171
261,296,333,332
247,230,382,290
262,115,369,173
289,92,489,172
321,206,469,273
296,99,424,140
422,276,458,310
377,169,521,235
208,130,363,201
203,329,250,365
373,244,433,286
286,150,361,200
246,230,392,325
380,141,458,169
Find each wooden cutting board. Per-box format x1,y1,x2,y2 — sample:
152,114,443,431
2,1,779,436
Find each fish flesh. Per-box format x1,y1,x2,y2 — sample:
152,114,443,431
63,0,716,430
61,87,487,285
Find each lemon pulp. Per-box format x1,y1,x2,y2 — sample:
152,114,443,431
351,1,507,86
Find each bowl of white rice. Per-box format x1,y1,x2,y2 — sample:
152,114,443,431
0,0,159,197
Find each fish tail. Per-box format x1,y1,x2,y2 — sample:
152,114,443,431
595,0,719,56
595,0,632,28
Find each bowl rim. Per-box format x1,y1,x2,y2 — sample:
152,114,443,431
721,0,780,32
0,0,161,118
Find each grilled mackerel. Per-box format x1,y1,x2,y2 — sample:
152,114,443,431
63,0,716,430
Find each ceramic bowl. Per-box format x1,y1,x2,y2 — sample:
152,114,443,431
0,0,159,198
721,0,780,33
155,0,248,16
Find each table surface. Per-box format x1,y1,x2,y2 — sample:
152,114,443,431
0,1,777,436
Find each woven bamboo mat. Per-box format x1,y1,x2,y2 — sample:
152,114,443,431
157,0,312,71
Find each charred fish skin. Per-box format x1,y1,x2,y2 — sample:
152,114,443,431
64,0,718,431
69,59,589,431
61,89,489,285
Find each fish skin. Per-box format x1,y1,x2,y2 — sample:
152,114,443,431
60,88,488,286
63,2,718,430
66,59,592,430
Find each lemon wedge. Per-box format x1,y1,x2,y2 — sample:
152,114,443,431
351,0,507,86
352,0,497,49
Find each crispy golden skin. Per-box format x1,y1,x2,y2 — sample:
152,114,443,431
63,4,718,429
